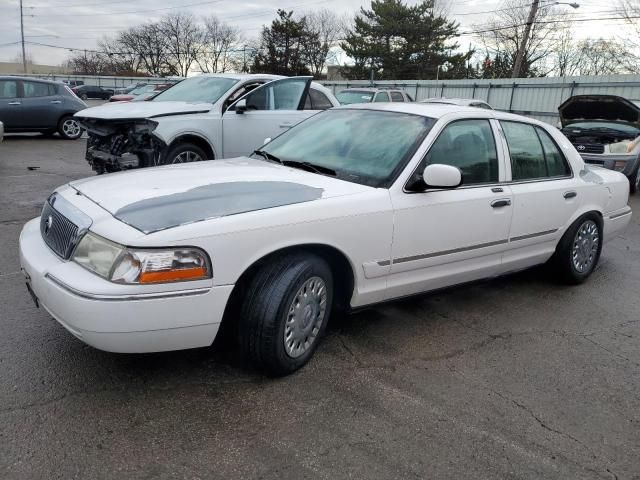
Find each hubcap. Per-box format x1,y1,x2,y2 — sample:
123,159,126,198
284,276,327,358
62,119,81,138
172,151,203,163
572,220,599,273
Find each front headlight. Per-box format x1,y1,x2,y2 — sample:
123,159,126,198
72,232,211,284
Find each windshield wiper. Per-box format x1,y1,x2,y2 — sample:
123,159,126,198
253,149,283,164
282,160,337,176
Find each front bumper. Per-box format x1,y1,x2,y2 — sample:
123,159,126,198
580,153,640,179
19,218,233,353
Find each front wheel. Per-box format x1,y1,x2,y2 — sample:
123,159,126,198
238,254,334,376
58,116,83,140
550,213,603,284
161,142,208,166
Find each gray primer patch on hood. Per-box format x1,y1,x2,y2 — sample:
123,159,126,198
114,181,324,234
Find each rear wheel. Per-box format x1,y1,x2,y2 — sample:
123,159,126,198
550,213,602,284
238,254,333,376
80,93,88,100
57,116,82,140
161,142,208,165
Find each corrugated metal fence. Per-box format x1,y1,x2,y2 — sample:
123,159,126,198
14,72,640,125
322,75,640,125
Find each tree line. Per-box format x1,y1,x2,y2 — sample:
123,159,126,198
65,0,640,79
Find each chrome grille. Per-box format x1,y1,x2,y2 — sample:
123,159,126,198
575,144,604,154
40,193,92,259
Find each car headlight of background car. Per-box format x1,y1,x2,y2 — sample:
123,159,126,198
72,232,211,284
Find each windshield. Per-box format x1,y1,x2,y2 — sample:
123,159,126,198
152,77,238,103
336,91,374,105
564,121,640,135
129,85,151,95
254,109,435,187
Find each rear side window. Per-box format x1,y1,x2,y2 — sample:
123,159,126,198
424,119,498,185
0,80,18,98
390,91,404,102
501,121,570,180
304,89,334,110
374,92,389,102
536,127,571,177
23,81,51,97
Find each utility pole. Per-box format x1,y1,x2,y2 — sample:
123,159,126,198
512,0,539,78
19,0,26,73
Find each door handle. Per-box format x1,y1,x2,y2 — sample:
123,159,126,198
491,198,511,208
491,187,504,193
8,101,21,105
50,100,62,104
279,122,294,129
563,191,577,199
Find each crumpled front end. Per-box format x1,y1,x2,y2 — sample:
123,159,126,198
78,118,166,173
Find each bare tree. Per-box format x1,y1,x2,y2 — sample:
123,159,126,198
196,16,242,73
475,0,565,77
617,0,640,73
117,24,170,76
304,9,348,77
160,12,204,76
551,24,581,77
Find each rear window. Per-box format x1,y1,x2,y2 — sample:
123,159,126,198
390,92,405,102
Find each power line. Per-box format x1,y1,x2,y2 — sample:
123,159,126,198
31,0,226,17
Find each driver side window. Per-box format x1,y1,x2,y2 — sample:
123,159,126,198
424,119,499,185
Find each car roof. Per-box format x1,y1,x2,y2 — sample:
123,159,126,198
421,97,488,106
338,87,404,93
0,75,60,84
334,102,545,125
193,73,283,81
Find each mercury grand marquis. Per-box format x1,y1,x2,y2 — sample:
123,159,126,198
19,103,632,375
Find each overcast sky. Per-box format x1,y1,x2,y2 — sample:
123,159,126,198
0,0,632,66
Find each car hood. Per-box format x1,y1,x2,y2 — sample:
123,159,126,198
69,158,371,234
74,100,212,120
558,95,640,129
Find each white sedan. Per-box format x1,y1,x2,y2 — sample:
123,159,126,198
20,104,632,375
75,74,339,173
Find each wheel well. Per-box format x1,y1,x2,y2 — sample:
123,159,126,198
219,244,355,337
169,135,215,160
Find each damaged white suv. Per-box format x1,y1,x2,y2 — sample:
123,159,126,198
75,74,338,173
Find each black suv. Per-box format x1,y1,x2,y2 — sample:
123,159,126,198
72,85,113,100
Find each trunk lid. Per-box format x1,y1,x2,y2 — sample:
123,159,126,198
70,158,371,233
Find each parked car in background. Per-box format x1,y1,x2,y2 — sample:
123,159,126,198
0,76,87,139
20,104,631,375
75,74,339,173
113,82,147,95
0,120,4,142
72,85,113,100
420,97,493,110
559,95,640,193
62,80,84,88
336,87,413,105
109,84,172,103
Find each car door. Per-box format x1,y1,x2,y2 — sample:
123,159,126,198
386,117,514,300
221,77,317,158
497,120,577,272
20,81,60,128
0,78,22,129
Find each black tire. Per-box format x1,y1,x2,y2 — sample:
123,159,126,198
161,142,208,165
80,93,88,100
238,253,334,376
57,115,83,140
550,212,603,285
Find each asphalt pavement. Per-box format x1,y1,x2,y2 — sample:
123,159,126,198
1,134,639,480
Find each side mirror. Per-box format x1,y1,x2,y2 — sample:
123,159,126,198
235,98,247,114
423,164,462,189
263,137,272,145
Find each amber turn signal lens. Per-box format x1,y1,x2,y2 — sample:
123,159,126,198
139,267,207,284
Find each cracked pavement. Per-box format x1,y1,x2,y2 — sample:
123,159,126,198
1,135,639,479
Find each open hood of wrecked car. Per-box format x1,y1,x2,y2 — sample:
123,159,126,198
69,158,371,234
74,101,212,120
558,95,640,129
